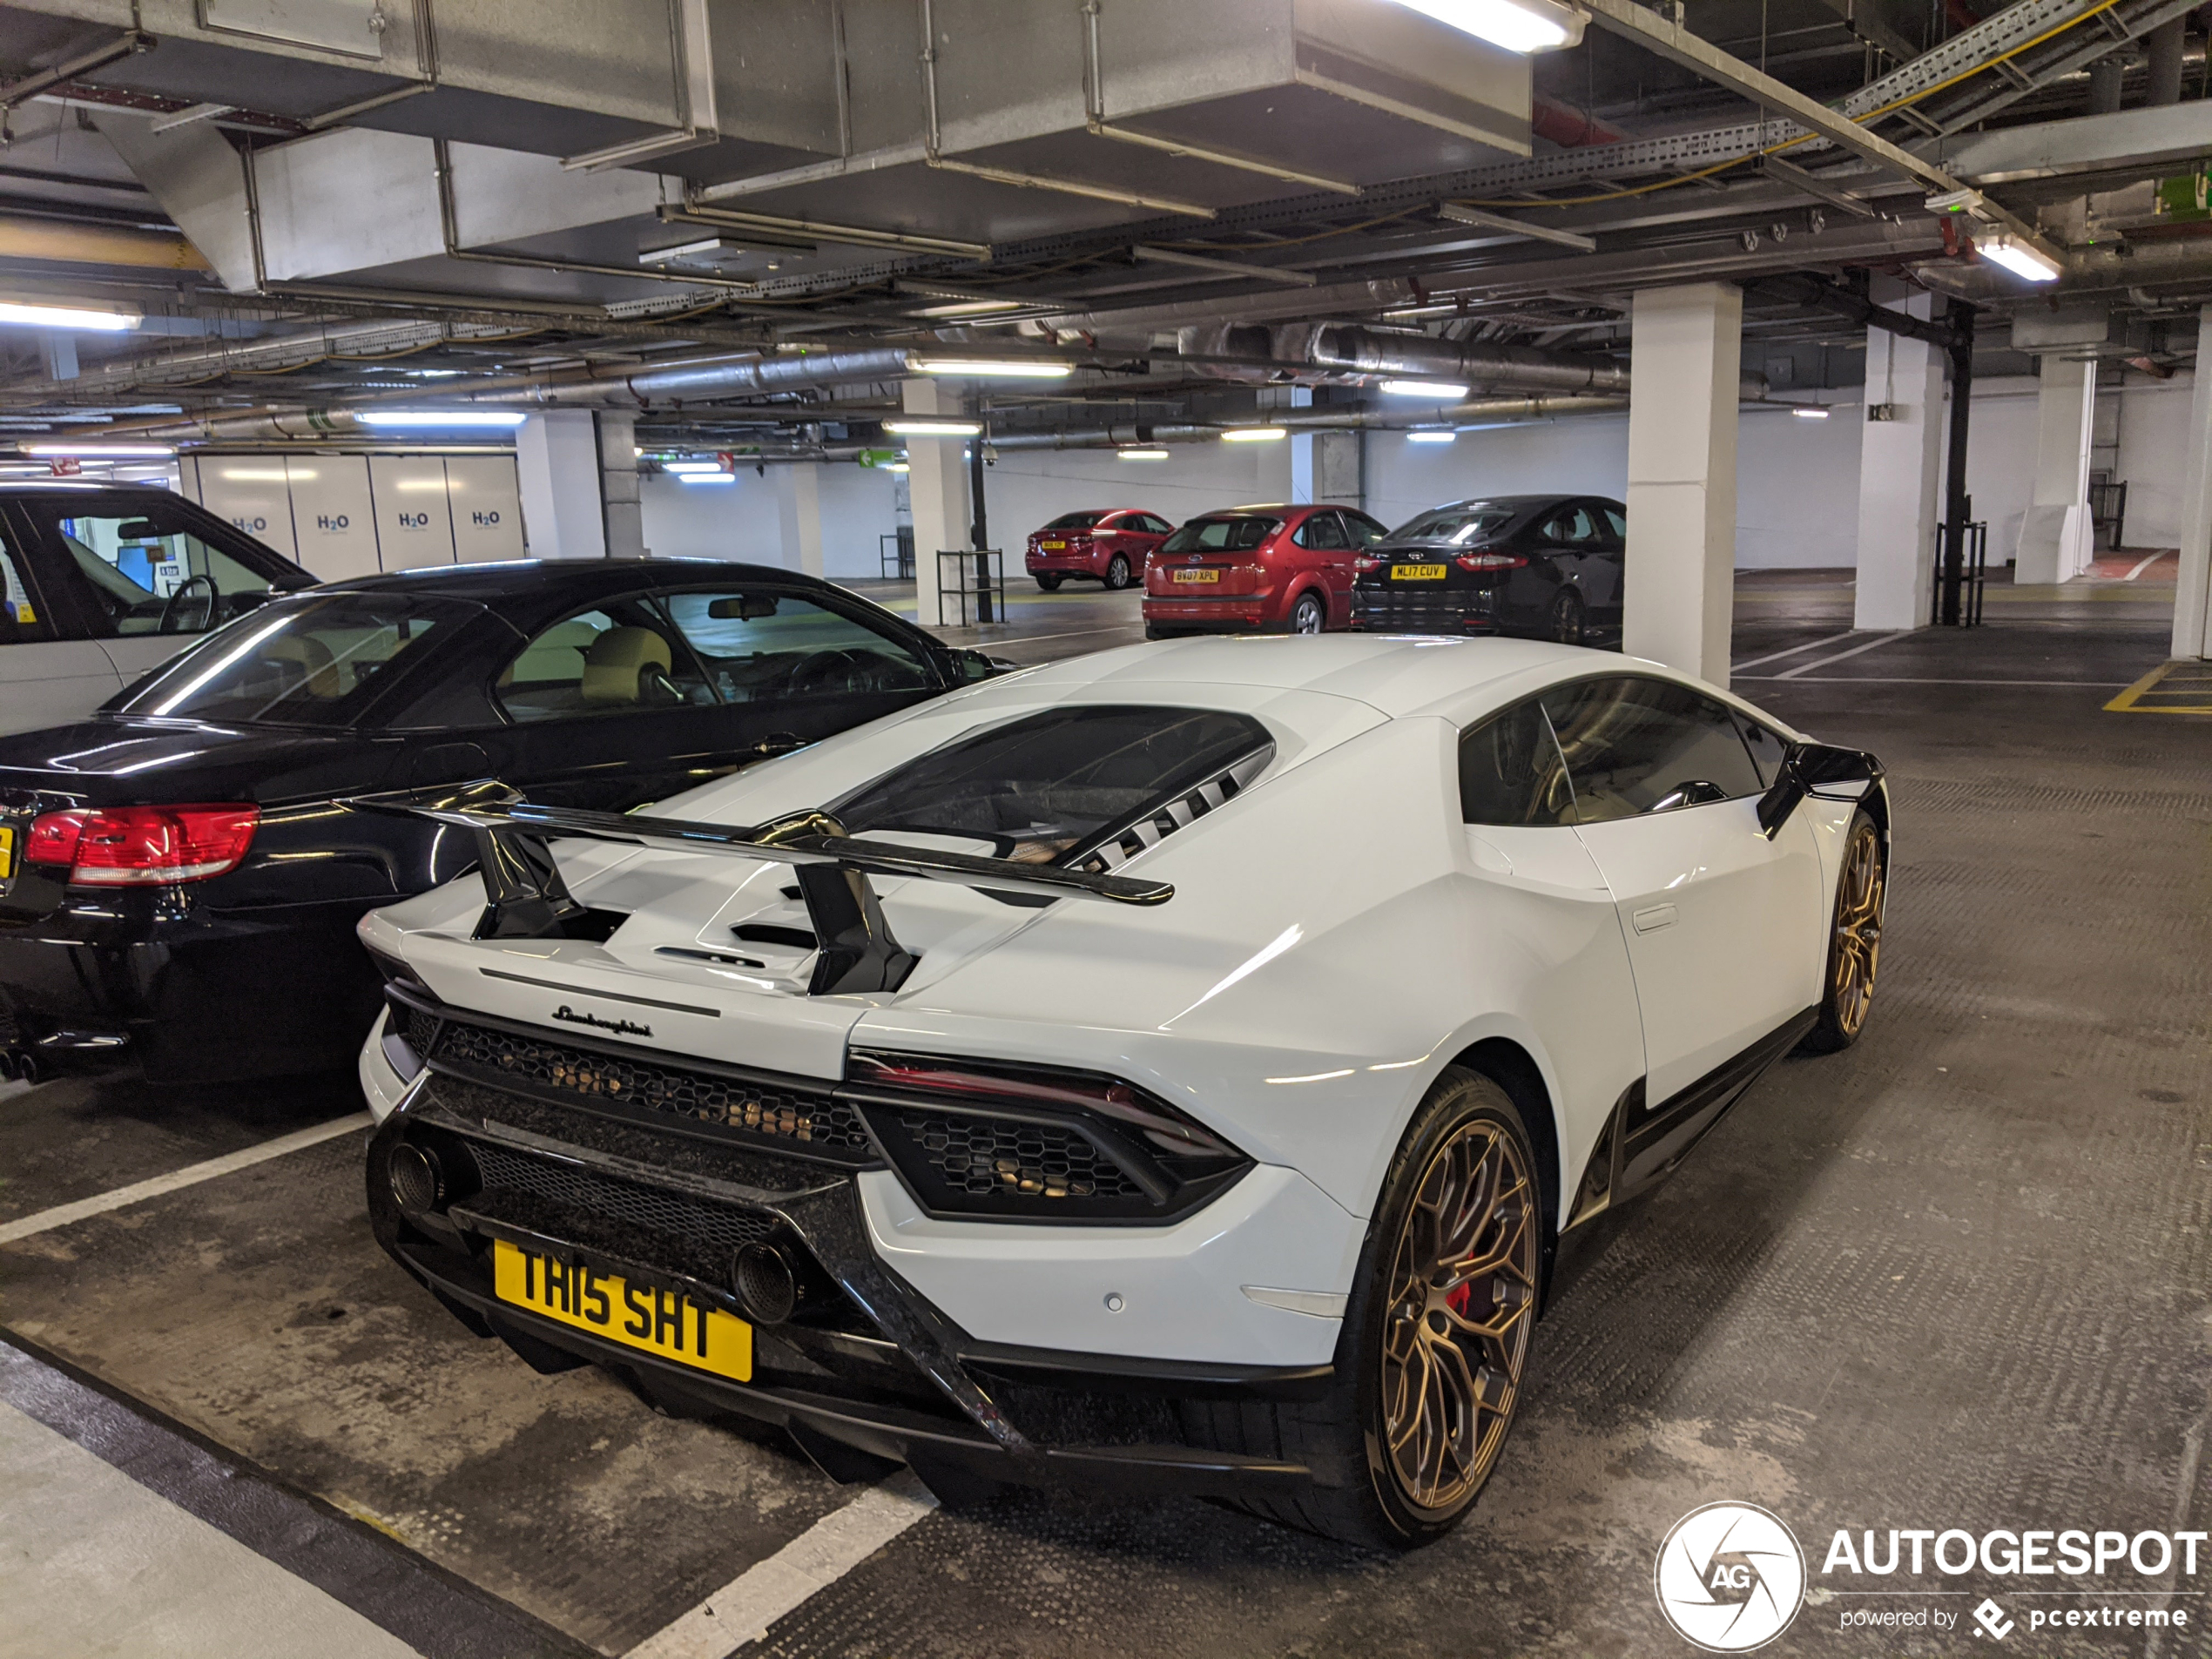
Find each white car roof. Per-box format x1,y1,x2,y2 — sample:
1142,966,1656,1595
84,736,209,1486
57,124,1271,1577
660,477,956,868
1005,634,1635,718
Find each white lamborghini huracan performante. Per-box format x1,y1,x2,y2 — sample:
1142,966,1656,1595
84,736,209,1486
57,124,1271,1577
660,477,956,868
355,635,1887,1548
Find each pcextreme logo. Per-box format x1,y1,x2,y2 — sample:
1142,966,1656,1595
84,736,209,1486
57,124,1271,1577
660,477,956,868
1655,1502,1808,1652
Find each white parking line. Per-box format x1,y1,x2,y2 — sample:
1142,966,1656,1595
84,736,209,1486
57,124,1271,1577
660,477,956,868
623,1473,938,1659
1735,676,2132,688
2125,550,2174,581
1730,631,1855,672
0,1114,371,1246
1774,631,1910,679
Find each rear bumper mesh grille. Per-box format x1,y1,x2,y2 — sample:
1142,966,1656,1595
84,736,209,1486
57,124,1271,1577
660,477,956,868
470,1141,777,1275
407,1003,876,1164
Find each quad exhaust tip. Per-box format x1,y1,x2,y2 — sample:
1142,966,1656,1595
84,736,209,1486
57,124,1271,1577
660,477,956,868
0,1049,37,1085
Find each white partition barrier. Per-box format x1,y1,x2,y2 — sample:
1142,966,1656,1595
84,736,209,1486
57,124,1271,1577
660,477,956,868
444,455,527,562
368,455,458,569
182,452,523,578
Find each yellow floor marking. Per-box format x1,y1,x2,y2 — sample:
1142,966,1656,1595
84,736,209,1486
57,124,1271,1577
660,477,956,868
2106,660,2212,714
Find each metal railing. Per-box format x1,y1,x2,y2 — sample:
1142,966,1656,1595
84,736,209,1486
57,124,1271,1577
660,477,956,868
1933,520,1988,627
934,548,1007,626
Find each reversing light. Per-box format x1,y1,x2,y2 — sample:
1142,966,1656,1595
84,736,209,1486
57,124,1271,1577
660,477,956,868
25,804,260,885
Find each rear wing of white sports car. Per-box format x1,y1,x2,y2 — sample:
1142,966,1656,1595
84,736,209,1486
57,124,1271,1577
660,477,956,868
351,782,1171,997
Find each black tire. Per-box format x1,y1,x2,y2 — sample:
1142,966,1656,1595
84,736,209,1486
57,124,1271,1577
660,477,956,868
1800,809,1885,1053
1035,573,1064,592
1288,591,1327,635
1182,1067,1541,1549
1103,553,1132,590
1548,588,1586,646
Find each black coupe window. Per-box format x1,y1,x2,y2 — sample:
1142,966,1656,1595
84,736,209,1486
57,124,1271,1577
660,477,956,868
833,705,1272,865
112,591,474,727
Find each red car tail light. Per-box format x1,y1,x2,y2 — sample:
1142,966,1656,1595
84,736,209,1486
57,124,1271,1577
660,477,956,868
1455,553,1528,571
1354,556,1384,573
25,805,260,885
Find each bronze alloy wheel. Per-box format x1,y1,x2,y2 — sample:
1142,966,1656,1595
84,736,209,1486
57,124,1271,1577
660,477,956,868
1830,817,1884,1041
1378,1116,1539,1513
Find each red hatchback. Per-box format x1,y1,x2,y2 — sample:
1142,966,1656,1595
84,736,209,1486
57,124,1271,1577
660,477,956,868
1142,502,1389,637
1024,509,1175,591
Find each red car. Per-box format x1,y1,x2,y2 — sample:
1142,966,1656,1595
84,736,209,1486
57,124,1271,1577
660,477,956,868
1023,509,1174,591
1142,502,1389,637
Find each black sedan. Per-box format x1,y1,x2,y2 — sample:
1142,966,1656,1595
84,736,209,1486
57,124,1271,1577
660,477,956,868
1349,494,1626,645
0,559,995,1085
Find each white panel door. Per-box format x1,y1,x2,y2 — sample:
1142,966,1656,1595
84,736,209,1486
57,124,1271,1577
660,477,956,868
445,455,527,563
368,455,457,570
191,458,299,562
0,642,121,735
285,455,381,581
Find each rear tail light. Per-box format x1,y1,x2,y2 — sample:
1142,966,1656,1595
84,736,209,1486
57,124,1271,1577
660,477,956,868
1456,553,1528,571
1355,556,1384,573
25,805,260,885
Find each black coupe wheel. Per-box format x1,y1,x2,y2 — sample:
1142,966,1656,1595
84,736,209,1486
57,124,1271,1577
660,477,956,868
1103,554,1132,590
1802,810,1884,1053
1548,588,1586,646
1035,573,1064,592
1179,1068,1541,1548
1289,591,1327,635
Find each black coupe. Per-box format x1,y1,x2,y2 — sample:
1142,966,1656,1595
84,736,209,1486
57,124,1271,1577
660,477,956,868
1349,494,1627,645
0,559,995,1084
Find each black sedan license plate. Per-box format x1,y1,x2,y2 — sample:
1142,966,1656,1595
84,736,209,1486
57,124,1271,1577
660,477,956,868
492,1238,752,1381
1391,564,1447,581
0,825,12,881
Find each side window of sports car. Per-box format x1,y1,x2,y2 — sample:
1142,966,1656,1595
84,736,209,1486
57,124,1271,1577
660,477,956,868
658,589,934,705
1731,711,1791,784
1540,676,1765,823
1460,698,1576,826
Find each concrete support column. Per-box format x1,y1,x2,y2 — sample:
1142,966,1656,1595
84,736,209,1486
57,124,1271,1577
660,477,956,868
2171,307,2212,659
2014,357,2097,584
902,379,969,628
1313,429,1362,506
1854,290,1945,631
516,409,606,559
776,462,826,577
597,410,644,560
1284,385,1315,503
1624,281,1742,686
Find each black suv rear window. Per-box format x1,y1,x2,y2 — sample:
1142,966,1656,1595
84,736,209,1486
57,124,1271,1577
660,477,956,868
832,705,1271,865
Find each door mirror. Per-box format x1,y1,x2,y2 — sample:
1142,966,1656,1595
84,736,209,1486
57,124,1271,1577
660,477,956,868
954,647,1008,685
1756,741,1882,839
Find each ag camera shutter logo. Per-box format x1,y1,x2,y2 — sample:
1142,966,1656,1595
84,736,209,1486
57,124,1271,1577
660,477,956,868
1656,1502,1806,1651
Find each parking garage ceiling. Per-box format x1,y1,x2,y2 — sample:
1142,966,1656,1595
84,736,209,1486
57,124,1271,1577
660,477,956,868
3,0,2211,458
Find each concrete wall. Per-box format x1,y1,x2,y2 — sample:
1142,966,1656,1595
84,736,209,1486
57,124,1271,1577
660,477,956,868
638,465,902,579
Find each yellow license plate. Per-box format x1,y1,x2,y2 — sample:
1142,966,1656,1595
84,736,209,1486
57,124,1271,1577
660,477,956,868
492,1238,752,1381
1041,539,1066,550
0,826,11,880
1172,568,1221,584
1391,563,1447,581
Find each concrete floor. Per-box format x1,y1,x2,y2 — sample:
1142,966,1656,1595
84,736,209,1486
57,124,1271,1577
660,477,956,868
2,570,2205,1657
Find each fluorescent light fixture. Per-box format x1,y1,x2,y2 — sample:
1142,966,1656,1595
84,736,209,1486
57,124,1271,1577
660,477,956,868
883,419,981,436
354,410,528,428
219,467,293,482
24,442,176,457
641,237,736,265
394,477,448,490
662,461,728,474
678,472,737,485
0,299,141,332
1973,233,2061,283
883,462,910,473
1406,429,1459,443
1385,0,1585,54
1117,448,1170,461
915,299,1025,318
1379,378,1471,399
1221,427,1287,442
1792,406,1831,420
909,358,1073,379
